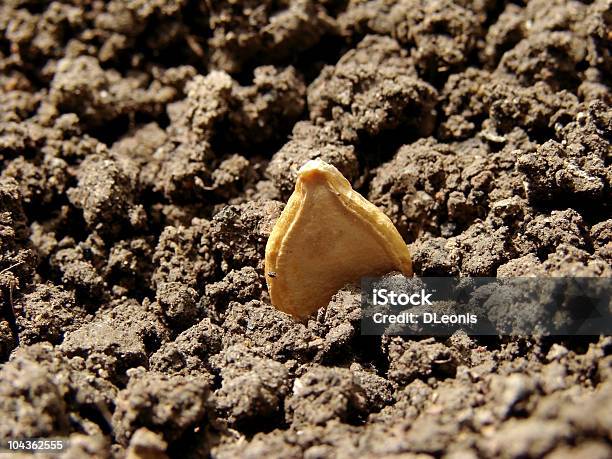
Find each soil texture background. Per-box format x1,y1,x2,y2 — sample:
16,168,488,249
0,0,611,458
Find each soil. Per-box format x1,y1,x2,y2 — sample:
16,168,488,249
0,1,611,458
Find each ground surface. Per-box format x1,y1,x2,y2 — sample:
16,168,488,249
0,1,611,458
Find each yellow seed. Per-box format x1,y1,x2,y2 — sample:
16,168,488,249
265,159,412,320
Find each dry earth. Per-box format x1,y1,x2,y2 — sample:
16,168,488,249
0,1,611,458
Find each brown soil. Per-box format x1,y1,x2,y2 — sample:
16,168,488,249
0,1,611,458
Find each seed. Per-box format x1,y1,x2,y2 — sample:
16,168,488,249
265,159,412,320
